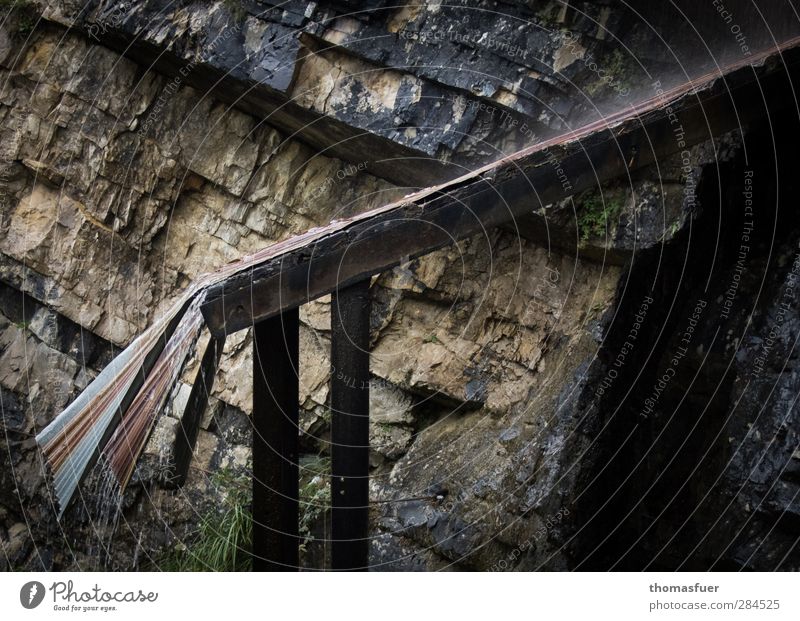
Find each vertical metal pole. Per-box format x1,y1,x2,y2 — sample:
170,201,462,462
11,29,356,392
252,309,300,571
330,280,371,571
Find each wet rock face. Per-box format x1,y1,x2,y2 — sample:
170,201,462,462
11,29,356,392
722,276,800,570
38,0,795,186
0,1,798,572
0,284,117,570
37,0,648,183
575,118,800,571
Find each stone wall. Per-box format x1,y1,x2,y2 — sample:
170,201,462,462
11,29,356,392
0,11,632,569
0,20,401,569
1,1,799,571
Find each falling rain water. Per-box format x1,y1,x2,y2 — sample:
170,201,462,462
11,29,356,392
86,457,124,570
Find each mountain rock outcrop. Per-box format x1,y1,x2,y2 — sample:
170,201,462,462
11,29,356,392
1,0,798,571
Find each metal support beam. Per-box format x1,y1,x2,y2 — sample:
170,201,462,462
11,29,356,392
172,333,225,487
252,309,300,571
330,280,371,571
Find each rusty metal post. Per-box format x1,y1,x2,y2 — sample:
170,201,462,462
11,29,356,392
330,280,371,570
252,309,300,571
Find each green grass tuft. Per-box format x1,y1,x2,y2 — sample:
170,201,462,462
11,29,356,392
154,456,332,570
157,469,252,571
299,454,331,552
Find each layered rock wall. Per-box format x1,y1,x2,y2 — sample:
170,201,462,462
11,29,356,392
1,1,798,571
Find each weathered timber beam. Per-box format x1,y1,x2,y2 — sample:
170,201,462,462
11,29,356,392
252,309,300,571
201,41,800,336
330,280,371,571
